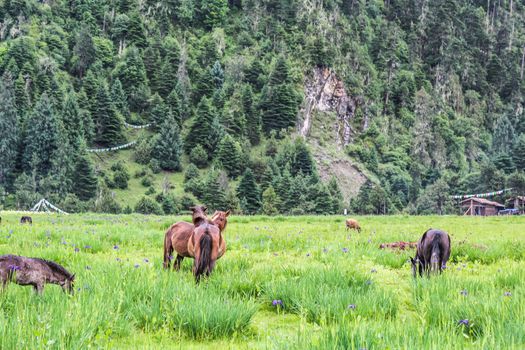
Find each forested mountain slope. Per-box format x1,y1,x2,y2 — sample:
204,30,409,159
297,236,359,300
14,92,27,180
0,0,524,214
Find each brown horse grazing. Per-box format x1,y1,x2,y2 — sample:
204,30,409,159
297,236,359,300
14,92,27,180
346,218,361,233
411,229,451,278
163,208,230,270
187,207,222,282
0,255,75,294
20,216,32,224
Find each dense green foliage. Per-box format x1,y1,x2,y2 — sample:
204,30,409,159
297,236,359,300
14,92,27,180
0,214,524,348
0,0,525,214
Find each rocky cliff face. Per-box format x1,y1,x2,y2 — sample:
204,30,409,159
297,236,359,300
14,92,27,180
300,67,358,147
298,68,367,202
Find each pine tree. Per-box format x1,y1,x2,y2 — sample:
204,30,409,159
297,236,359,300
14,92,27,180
0,78,19,186
152,113,183,171
112,47,149,111
262,185,280,215
157,37,180,98
14,74,29,114
143,45,161,92
184,163,200,183
22,93,61,178
244,58,265,91
327,176,343,214
290,138,315,176
149,93,170,130
242,84,261,145
492,115,516,154
111,79,129,118
93,83,125,146
237,168,261,214
185,97,215,154
513,134,525,171
167,88,183,126
72,27,95,77
202,170,227,211
261,56,300,134
217,134,243,178
61,92,84,145
198,0,228,29
82,70,98,113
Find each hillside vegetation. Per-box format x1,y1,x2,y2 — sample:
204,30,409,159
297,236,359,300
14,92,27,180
0,0,525,214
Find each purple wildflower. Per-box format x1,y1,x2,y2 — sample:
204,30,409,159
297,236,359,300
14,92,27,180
143,258,149,263
113,245,119,250
504,291,512,297
342,248,348,253
347,304,356,310
74,247,80,253
134,264,140,268
371,269,377,273
367,239,372,244
273,253,278,256
365,280,372,285
306,253,310,257
84,245,92,249
8,265,21,271
272,300,283,307
168,255,174,261
458,319,469,326
460,289,468,296
323,248,328,253
116,258,121,262
8,230,13,234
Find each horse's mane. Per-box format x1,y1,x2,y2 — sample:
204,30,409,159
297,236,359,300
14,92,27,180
33,258,73,278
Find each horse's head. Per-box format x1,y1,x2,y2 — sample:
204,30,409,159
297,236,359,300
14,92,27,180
61,274,75,295
190,205,208,226
211,210,230,232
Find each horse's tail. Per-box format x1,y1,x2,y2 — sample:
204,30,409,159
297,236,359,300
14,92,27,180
195,227,212,282
163,227,173,269
430,233,442,273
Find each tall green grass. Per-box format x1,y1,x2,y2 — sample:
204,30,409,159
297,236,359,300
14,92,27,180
0,213,523,348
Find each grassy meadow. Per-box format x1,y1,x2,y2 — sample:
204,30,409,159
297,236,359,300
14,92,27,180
0,213,524,349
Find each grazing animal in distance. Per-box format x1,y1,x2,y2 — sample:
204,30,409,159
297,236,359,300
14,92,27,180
163,208,230,270
411,229,451,278
0,255,75,294
345,218,361,233
187,206,222,282
20,216,32,224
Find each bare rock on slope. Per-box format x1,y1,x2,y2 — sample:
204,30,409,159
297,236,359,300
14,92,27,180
298,67,368,201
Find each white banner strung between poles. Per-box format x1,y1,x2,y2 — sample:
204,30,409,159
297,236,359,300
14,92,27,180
31,199,69,215
87,140,138,153
450,188,513,200
124,121,151,129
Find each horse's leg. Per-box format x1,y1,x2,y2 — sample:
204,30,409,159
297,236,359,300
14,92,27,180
174,255,184,271
33,283,44,295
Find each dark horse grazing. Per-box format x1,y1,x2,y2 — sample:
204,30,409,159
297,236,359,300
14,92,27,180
0,255,75,294
20,216,32,224
186,206,222,282
163,208,230,270
411,229,451,277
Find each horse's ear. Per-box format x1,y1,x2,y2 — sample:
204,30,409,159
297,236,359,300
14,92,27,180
225,210,231,217
203,206,208,212
70,274,76,281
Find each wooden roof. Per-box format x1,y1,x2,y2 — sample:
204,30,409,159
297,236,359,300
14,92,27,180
459,197,505,207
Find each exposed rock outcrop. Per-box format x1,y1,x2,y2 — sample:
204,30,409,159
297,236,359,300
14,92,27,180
300,67,357,146
298,67,368,202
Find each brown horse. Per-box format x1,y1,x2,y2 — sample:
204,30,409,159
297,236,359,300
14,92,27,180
187,206,222,282
411,229,451,278
345,218,361,233
163,208,230,270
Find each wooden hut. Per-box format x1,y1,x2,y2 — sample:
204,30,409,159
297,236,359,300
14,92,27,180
507,196,525,213
460,198,505,216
